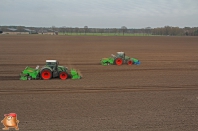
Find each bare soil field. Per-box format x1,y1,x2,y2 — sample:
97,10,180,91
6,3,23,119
0,35,198,130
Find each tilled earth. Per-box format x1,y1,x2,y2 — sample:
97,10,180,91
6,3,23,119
0,35,198,130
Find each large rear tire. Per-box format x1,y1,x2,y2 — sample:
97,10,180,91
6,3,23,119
41,69,52,80
59,72,68,80
115,58,123,65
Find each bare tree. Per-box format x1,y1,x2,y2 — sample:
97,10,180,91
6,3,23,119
145,27,152,35
121,26,127,36
75,27,79,35
62,26,66,35
112,28,117,35
99,28,104,35
84,26,88,35
68,27,73,34
164,26,171,35
52,26,56,35
59,27,64,34
194,28,198,36
65,27,70,35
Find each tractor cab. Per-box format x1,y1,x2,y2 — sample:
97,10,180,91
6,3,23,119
46,60,59,70
116,52,125,59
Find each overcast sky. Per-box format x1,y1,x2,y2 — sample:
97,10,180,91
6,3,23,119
0,0,198,28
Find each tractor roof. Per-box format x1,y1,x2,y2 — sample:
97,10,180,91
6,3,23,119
46,60,57,62
117,52,125,54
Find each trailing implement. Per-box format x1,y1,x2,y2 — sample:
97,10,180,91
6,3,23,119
20,60,82,80
100,52,140,66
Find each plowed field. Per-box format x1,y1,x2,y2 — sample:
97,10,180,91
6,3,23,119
0,35,198,130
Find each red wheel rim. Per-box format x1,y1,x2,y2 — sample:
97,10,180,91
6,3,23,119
116,58,122,65
60,72,67,80
128,61,132,65
41,71,51,80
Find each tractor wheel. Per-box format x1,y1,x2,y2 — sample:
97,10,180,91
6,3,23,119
27,76,32,80
41,69,52,80
59,72,68,80
115,58,123,65
127,60,133,65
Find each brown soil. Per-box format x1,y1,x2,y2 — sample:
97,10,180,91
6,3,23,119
0,35,198,130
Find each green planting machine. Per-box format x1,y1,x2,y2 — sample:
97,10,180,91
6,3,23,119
20,60,82,80
100,52,140,66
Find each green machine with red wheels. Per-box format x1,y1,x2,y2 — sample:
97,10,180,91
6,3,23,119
20,60,82,80
100,52,140,66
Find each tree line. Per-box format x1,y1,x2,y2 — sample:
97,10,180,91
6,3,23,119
0,25,198,36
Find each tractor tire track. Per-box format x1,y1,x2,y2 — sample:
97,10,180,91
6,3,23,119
0,85,197,95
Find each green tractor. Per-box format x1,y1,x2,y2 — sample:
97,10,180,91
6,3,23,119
20,60,82,80
100,52,140,66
